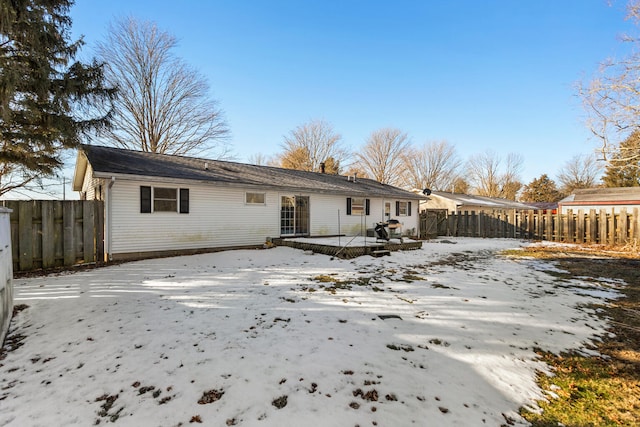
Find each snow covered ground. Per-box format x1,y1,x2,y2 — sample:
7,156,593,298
0,238,622,427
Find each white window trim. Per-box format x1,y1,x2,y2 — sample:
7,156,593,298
245,192,267,205
153,186,178,213
352,197,366,216
397,201,409,216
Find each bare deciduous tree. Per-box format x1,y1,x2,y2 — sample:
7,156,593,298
452,177,470,194
466,151,523,199
578,0,640,169
354,128,410,186
556,154,602,194
247,153,278,167
97,17,230,157
279,119,349,173
400,140,461,191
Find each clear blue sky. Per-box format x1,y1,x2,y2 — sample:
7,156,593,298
69,0,636,185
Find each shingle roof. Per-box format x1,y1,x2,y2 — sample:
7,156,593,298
429,191,538,210
77,145,421,199
560,187,640,203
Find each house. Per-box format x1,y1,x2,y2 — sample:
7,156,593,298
558,187,640,214
72,145,421,261
419,191,537,213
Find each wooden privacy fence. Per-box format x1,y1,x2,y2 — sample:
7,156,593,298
1,200,104,273
420,208,640,246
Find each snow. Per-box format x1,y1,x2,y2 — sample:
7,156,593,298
0,237,622,427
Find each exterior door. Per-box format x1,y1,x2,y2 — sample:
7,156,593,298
295,196,309,235
385,202,391,220
280,196,310,236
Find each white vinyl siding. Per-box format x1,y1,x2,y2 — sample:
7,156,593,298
81,165,104,201
109,179,279,254
100,179,420,256
308,195,418,237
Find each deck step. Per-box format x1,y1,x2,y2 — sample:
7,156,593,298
371,250,391,257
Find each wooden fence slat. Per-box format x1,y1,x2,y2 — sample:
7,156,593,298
4,201,18,271
83,201,95,263
619,208,628,245
96,201,105,264
599,209,607,244
588,209,597,244
63,202,75,266
18,201,33,271
4,200,104,273
41,202,55,268
566,209,574,242
576,209,585,244
629,208,639,245
608,208,616,246
420,208,640,247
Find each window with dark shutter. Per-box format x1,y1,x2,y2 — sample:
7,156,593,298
180,188,189,214
365,199,370,215
348,197,366,215
396,201,409,216
153,187,177,212
140,186,151,213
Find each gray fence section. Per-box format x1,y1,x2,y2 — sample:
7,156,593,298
1,200,105,273
421,208,640,246
0,207,13,346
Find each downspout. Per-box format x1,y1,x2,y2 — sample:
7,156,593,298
106,176,115,261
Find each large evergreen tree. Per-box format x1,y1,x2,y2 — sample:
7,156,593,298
0,0,114,196
520,174,563,202
602,130,640,187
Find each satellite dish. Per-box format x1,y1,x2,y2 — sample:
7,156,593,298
422,188,432,196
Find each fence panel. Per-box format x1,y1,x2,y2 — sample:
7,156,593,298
420,208,640,247
1,200,104,273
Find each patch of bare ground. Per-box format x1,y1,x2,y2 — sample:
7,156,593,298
507,244,640,426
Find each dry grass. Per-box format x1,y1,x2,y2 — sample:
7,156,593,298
506,244,640,426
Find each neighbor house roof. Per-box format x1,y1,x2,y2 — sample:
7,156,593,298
426,191,538,210
559,187,640,204
73,145,421,199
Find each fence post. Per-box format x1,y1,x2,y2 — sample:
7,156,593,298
618,208,628,245
576,209,585,244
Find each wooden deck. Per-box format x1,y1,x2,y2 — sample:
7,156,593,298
274,237,422,259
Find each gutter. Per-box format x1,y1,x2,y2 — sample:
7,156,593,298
106,176,115,261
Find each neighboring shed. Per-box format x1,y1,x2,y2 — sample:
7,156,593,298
73,145,422,261
420,191,537,213
558,187,640,214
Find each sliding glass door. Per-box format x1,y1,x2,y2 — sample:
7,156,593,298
280,196,309,236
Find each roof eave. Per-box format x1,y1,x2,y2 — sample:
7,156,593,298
72,149,88,191
90,171,421,199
